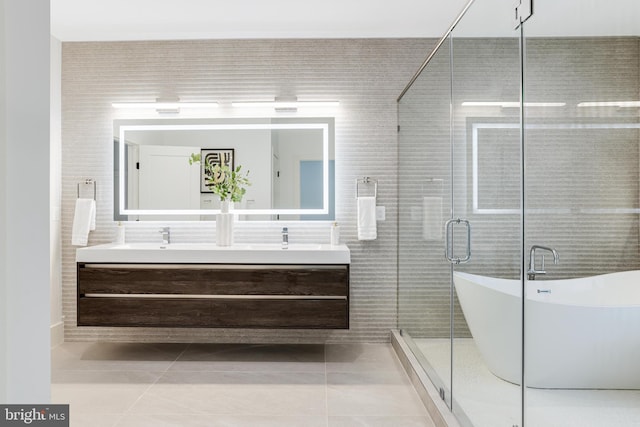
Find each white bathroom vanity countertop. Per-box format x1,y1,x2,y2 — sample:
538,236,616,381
76,242,351,264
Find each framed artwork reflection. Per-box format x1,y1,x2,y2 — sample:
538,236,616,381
201,149,234,193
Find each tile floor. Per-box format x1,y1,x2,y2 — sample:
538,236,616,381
51,342,435,427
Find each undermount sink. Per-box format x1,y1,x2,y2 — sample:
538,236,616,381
76,242,350,264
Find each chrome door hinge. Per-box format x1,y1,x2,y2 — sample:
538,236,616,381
514,0,533,29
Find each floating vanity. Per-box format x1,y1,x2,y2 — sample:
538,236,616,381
76,243,350,329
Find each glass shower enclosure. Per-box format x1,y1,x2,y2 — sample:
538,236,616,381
397,0,640,426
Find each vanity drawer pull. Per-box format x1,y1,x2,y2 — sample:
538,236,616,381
82,263,347,270
82,293,347,300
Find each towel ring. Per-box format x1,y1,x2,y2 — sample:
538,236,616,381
77,178,96,200
356,177,378,199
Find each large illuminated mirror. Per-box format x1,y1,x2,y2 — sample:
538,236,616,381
114,118,335,221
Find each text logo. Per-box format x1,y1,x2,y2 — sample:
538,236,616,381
0,405,68,426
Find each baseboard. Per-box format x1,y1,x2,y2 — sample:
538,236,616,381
50,321,64,348
391,330,461,427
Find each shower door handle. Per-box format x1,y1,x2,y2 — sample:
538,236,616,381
445,218,471,264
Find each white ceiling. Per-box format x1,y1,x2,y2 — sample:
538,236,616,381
50,0,470,41
51,0,640,42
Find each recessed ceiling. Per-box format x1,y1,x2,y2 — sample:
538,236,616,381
51,0,470,41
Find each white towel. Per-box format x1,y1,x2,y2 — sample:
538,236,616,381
90,200,96,231
72,198,96,246
422,196,443,241
357,196,377,240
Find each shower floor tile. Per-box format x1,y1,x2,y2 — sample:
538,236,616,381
415,338,640,427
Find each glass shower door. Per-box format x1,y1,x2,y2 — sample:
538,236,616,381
449,2,524,426
398,1,526,425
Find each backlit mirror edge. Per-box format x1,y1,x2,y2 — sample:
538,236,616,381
114,119,334,221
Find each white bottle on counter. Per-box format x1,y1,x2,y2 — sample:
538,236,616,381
330,222,340,246
115,221,125,244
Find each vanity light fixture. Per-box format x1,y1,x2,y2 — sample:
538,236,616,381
112,101,219,113
577,101,640,108
462,101,566,108
231,100,340,110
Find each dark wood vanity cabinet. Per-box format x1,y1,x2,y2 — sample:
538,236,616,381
77,263,349,329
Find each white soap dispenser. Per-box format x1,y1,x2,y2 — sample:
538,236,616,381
330,222,340,246
115,221,125,244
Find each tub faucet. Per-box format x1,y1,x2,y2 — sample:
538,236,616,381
527,245,559,280
281,227,289,249
159,227,171,245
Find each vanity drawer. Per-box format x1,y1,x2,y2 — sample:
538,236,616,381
78,263,349,296
78,297,348,329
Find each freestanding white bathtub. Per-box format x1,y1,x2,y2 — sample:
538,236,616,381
454,270,640,389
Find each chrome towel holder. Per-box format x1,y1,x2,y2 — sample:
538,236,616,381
356,177,377,199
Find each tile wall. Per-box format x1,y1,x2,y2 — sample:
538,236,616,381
61,38,435,343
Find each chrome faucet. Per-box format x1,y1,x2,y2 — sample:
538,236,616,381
281,227,289,249
159,227,171,245
527,245,559,280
